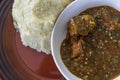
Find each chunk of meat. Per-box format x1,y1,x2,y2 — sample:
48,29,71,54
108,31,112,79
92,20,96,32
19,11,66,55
67,15,96,36
71,39,83,58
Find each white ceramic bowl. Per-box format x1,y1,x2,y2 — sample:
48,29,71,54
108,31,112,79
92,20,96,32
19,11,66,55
51,0,120,80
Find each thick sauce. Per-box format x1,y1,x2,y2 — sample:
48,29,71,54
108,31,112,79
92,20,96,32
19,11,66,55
61,6,120,80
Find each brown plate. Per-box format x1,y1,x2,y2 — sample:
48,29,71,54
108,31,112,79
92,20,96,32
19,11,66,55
0,0,65,80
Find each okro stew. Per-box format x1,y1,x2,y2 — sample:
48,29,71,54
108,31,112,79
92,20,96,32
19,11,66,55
61,6,120,80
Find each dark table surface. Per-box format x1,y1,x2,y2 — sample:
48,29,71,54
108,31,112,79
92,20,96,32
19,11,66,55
0,0,7,80
0,0,2,79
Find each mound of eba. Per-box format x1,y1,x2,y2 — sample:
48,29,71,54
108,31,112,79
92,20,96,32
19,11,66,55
12,0,72,54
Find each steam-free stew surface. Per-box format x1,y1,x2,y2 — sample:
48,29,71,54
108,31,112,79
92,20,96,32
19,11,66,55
61,6,120,80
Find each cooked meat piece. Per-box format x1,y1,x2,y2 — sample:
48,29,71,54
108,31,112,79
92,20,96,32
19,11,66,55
71,39,83,58
67,15,96,36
